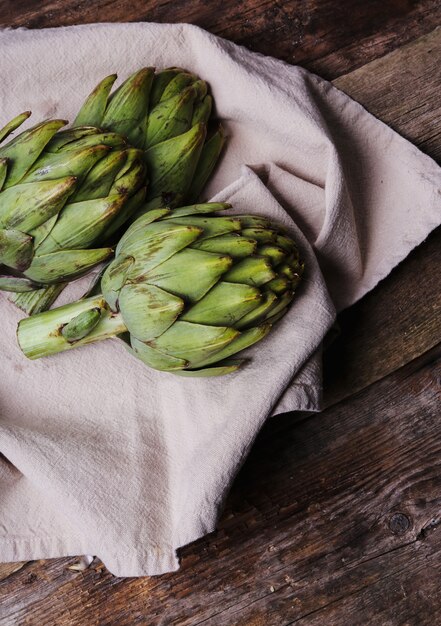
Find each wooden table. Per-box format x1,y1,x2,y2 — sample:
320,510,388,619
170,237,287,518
1,2,440,624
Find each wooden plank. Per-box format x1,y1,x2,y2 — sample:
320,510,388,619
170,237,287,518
324,28,441,406
1,344,440,625
1,0,440,79
334,27,441,162
0,562,27,582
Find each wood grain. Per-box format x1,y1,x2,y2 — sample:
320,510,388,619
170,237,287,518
334,27,441,162
324,28,441,406
1,344,440,625
0,562,27,582
1,0,441,79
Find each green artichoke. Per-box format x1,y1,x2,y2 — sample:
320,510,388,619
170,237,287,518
17,203,303,376
75,67,225,214
0,112,147,312
1,67,223,314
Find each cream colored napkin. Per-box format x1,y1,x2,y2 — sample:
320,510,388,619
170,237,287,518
0,23,439,577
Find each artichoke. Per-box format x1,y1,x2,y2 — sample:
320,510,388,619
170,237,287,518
0,112,147,312
75,67,225,214
1,67,223,314
17,203,303,376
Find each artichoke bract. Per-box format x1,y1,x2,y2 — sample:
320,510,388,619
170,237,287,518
75,67,225,215
17,203,304,376
0,112,147,312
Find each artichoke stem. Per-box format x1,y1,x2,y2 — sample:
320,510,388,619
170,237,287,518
17,294,127,360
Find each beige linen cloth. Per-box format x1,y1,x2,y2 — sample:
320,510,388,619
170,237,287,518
0,23,440,577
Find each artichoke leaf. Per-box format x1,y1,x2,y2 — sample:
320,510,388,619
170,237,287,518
0,274,40,292
101,254,134,311
74,74,118,128
144,122,206,200
115,209,173,254
266,276,289,295
223,255,276,286
36,194,127,254
0,228,34,271
149,320,239,367
131,336,189,371
160,72,197,102
123,223,203,277
53,132,127,153
143,247,232,302
181,281,262,326
169,216,241,240
190,323,272,369
145,86,197,148
257,244,286,266
119,283,184,342
241,227,278,244
263,290,294,320
71,149,128,202
191,95,212,126
24,247,113,283
176,359,243,377
46,127,105,152
235,290,279,329
9,283,66,312
149,68,182,109
0,119,67,187
186,124,226,202
165,202,231,219
0,111,31,144
191,233,257,258
22,144,110,184
102,67,155,148
0,176,77,231
99,186,147,242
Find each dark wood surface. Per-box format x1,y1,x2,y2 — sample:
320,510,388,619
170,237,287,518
1,0,441,80
1,2,440,625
